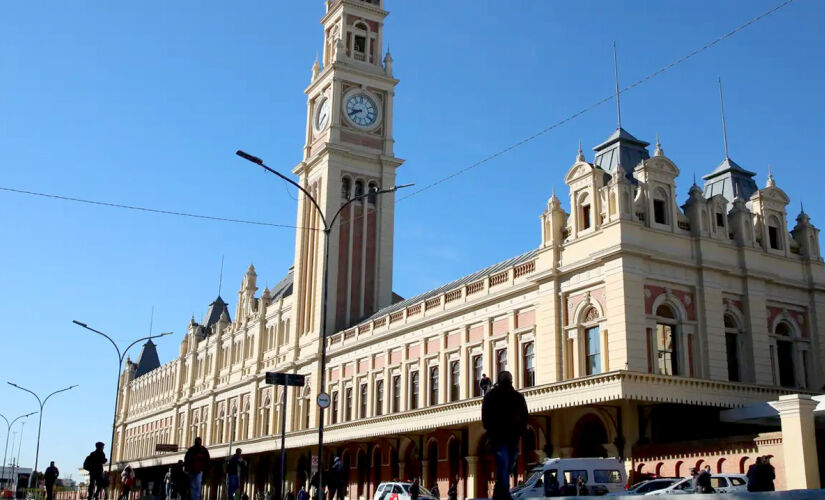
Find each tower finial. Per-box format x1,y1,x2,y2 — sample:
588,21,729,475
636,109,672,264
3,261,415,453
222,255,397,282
218,255,224,297
801,200,805,214
613,41,622,130
149,305,154,335
576,140,585,162
693,172,697,186
654,133,663,157
718,76,730,160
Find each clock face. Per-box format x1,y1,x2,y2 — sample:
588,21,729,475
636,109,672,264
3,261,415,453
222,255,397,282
315,98,330,132
345,93,379,128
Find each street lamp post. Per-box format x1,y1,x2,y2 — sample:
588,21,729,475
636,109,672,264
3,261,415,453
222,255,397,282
7,383,77,488
236,150,412,500
71,321,173,481
1,412,36,488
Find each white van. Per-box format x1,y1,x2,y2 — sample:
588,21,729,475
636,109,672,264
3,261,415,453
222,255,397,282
511,458,627,498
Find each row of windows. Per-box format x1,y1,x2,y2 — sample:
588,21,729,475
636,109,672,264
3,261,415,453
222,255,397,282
329,343,536,424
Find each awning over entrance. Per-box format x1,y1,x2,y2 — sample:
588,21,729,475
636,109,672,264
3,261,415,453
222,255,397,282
720,394,825,427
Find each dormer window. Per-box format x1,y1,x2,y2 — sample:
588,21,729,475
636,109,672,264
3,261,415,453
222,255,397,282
716,212,725,228
768,215,782,250
653,188,668,225
579,193,592,231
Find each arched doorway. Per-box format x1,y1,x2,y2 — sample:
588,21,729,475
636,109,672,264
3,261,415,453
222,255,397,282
403,442,421,481
372,446,383,497
426,440,439,489
571,414,608,458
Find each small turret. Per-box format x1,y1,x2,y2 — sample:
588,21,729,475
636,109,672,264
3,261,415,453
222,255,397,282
383,49,393,77
791,205,821,260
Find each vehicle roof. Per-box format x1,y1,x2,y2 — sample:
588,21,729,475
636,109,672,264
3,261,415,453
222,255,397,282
542,457,622,465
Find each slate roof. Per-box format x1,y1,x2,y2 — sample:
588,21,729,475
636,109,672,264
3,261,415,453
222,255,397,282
134,339,161,378
702,157,758,209
593,127,650,181
269,267,294,300
203,296,230,328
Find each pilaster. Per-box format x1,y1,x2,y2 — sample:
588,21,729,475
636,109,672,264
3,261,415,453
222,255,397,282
768,394,820,489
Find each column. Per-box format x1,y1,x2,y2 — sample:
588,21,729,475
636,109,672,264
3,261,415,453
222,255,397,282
535,280,560,384
465,456,479,499
697,270,725,379
768,394,820,489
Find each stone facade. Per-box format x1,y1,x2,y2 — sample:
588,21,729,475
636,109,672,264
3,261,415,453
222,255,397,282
114,1,824,498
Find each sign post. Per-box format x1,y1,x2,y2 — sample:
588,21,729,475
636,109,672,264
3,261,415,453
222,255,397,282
266,372,305,500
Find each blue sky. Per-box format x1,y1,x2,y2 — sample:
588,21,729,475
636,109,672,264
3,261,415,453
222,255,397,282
1,0,824,476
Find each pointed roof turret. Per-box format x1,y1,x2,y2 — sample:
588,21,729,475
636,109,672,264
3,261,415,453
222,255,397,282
593,127,650,180
654,134,664,157
701,157,757,209
203,295,230,329
134,339,161,378
576,140,585,163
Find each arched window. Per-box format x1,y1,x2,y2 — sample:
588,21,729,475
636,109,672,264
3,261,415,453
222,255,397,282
775,321,796,387
449,361,460,401
331,391,339,424
429,366,439,406
368,181,378,205
352,21,368,61
495,348,508,378
375,380,384,416
653,187,668,225
409,371,419,410
724,313,741,382
522,342,535,387
585,325,601,375
392,375,401,413
768,215,783,250
359,383,368,419
655,304,679,376
472,355,483,397
354,180,365,198
579,193,592,230
345,387,353,422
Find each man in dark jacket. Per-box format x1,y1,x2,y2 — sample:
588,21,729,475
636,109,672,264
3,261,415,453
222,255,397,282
184,437,211,500
481,371,528,500
45,461,59,500
84,442,108,500
328,456,346,500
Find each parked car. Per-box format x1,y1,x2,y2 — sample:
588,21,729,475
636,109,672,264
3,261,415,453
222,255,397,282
644,474,748,495
606,478,678,496
373,482,437,500
511,458,627,497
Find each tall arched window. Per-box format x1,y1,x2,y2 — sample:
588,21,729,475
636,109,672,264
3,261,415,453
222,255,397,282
449,361,460,401
429,366,439,406
522,342,535,387
579,193,592,230
724,314,741,382
354,180,365,198
655,304,679,376
767,215,783,250
345,387,353,422
585,325,601,375
359,383,368,419
775,321,796,387
653,187,668,225
472,355,483,397
368,181,378,205
495,348,508,378
409,371,420,410
331,391,339,424
392,375,401,413
375,380,384,416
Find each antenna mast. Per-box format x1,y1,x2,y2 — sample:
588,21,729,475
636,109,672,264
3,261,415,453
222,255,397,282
613,41,622,130
718,76,730,160
218,255,225,297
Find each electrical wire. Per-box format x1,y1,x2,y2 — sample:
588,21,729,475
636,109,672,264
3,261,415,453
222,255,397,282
0,186,316,231
397,0,796,202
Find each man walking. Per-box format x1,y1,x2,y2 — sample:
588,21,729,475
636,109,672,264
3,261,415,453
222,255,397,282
481,371,527,500
45,461,59,500
84,442,108,500
328,456,346,500
479,374,492,395
226,448,246,500
184,437,211,500
118,466,136,500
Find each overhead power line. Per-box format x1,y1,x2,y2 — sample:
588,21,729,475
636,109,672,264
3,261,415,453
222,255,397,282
397,0,796,202
0,186,313,230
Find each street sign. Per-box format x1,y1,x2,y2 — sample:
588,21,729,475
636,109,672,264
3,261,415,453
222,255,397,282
265,372,306,387
155,444,179,452
317,392,331,408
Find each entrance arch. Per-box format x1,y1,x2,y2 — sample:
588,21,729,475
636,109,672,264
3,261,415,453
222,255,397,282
571,414,608,458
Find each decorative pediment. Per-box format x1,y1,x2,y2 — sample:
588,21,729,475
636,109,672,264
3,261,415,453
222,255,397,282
642,155,680,177
565,161,594,184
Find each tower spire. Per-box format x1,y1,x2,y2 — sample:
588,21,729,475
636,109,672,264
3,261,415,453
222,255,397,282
718,76,730,160
149,305,154,335
613,41,622,130
218,255,224,297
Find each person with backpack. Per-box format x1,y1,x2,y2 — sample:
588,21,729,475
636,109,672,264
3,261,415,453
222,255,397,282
184,437,211,500
226,448,246,500
481,371,528,500
118,466,136,500
44,461,59,500
84,442,108,500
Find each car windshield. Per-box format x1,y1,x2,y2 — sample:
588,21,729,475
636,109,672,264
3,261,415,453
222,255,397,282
524,468,544,485
398,484,431,496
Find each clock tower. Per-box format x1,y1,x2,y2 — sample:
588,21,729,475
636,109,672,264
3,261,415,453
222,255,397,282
292,0,402,341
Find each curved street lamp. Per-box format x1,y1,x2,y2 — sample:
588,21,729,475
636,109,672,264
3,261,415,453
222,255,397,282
72,320,172,479
236,149,413,500
7,383,77,487
0,412,37,487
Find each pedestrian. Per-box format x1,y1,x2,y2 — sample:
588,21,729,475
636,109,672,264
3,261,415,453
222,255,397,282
479,374,492,395
328,456,346,500
447,478,457,500
409,478,420,500
576,475,588,496
172,460,188,500
762,456,775,491
430,483,440,499
689,468,699,493
696,465,713,494
481,371,528,500
164,467,174,500
83,442,108,500
45,461,59,500
297,486,309,500
746,457,762,492
542,471,559,497
226,448,246,500
184,437,211,500
118,466,136,500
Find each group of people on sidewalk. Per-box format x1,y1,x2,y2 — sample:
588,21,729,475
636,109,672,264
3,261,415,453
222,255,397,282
746,456,776,492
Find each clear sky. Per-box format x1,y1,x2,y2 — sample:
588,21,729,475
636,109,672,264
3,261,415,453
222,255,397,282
2,0,824,477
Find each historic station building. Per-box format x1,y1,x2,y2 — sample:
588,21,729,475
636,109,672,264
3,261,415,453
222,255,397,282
115,0,825,497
